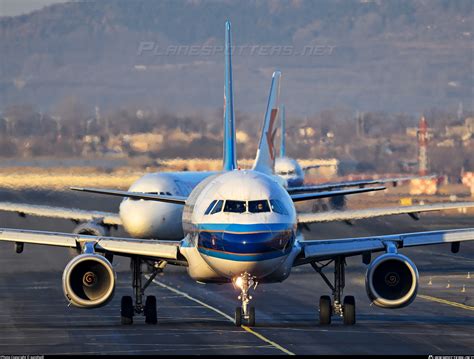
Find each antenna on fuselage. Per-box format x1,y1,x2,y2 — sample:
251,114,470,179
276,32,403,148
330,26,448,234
222,20,237,171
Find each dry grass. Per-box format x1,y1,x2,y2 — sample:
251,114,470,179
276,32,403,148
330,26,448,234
0,167,141,190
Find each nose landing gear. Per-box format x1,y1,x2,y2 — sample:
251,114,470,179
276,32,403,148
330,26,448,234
233,272,257,327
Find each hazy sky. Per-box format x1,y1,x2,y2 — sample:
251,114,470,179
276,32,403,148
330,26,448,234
0,0,68,16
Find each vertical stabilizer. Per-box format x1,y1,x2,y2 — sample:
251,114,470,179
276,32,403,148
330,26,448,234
252,71,281,175
222,20,237,171
280,104,286,158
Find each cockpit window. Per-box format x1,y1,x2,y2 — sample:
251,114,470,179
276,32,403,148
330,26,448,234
210,200,223,214
248,200,270,213
270,199,289,215
204,200,217,215
224,200,247,213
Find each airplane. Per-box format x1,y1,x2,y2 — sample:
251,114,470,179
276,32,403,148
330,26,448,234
274,104,317,188
0,36,392,242
1,21,474,328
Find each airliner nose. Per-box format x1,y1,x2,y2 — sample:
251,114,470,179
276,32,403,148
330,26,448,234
197,223,294,278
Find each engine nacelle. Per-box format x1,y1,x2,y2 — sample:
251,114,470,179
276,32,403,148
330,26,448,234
62,254,116,308
365,253,418,308
70,222,111,257
73,222,110,236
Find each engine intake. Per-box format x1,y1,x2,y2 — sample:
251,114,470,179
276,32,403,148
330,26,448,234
365,253,418,308
62,254,116,308
73,222,110,236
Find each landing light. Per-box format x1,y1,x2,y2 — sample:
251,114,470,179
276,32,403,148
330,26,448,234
234,276,244,289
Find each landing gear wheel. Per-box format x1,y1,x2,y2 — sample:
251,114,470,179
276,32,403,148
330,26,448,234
235,307,242,326
145,295,157,324
319,295,331,325
248,306,255,327
343,296,356,325
121,296,133,325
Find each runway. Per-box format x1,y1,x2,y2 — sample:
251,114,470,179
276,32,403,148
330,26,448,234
0,189,472,355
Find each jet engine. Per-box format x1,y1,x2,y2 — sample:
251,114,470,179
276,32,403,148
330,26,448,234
365,253,418,308
70,222,111,258
73,222,110,236
62,254,116,308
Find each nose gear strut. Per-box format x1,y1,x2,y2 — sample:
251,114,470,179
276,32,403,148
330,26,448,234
234,272,257,327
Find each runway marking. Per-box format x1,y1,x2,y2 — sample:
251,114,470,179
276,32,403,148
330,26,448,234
149,277,295,356
418,295,474,311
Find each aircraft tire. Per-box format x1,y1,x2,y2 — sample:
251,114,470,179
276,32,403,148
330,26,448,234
235,307,242,326
121,296,133,325
248,307,255,327
145,296,157,324
343,296,356,325
319,295,331,325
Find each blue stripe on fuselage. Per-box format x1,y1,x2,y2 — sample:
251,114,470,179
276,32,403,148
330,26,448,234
198,246,290,261
198,222,294,233
196,222,295,262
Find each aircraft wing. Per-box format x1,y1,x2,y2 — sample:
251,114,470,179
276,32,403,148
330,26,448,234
0,202,122,226
71,187,187,204
295,227,474,265
290,186,385,202
0,227,181,261
287,175,436,194
296,201,474,224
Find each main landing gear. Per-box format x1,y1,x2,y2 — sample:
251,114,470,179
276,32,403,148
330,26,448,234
121,258,165,325
311,256,356,325
233,272,257,327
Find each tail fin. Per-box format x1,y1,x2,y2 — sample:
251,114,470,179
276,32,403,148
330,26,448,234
280,104,286,158
222,20,237,171
252,71,281,175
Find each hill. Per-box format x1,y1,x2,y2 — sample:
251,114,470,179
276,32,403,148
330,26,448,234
0,0,472,115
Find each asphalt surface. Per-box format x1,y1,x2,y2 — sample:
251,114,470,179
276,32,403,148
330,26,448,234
0,189,472,355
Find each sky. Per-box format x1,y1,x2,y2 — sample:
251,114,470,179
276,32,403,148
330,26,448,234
0,0,68,16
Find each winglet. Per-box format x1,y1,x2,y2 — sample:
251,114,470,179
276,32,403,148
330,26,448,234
280,104,286,158
252,71,281,175
222,20,237,171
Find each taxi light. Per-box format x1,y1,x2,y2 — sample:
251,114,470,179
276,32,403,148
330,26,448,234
235,276,244,289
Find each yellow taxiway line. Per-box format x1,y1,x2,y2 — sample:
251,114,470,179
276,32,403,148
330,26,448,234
149,277,295,355
418,294,474,311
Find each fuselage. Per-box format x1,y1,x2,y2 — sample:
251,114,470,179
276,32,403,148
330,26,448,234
275,156,304,187
120,169,288,240
119,171,215,239
180,170,301,284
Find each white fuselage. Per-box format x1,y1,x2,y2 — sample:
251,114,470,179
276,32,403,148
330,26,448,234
275,157,304,188
119,170,288,240
179,170,301,284
119,171,215,240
